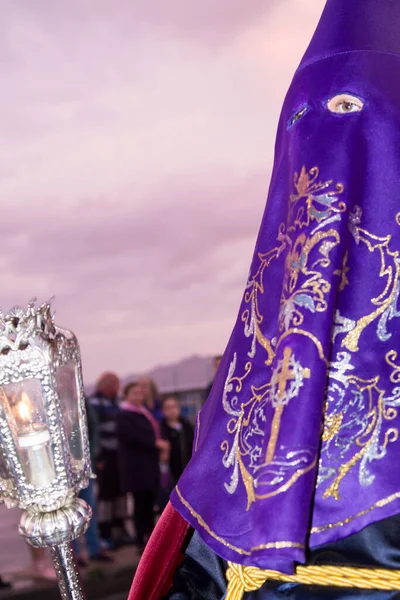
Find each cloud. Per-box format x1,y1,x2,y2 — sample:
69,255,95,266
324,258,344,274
1,0,276,47
0,167,268,385
1,166,268,305
0,0,325,381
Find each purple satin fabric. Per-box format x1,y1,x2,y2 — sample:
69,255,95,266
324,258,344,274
171,0,400,575
299,0,400,72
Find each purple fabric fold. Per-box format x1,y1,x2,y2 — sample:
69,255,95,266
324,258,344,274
171,0,400,573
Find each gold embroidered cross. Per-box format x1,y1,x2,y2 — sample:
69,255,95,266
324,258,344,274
265,347,310,464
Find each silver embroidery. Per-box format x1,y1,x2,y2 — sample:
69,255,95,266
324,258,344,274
348,205,362,244
377,262,400,341
332,310,356,342
221,354,241,495
244,296,257,359
329,352,354,387
318,351,400,494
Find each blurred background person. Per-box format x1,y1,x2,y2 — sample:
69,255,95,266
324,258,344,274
138,376,163,422
28,547,56,582
117,382,169,550
160,396,194,484
0,574,11,589
203,355,222,404
73,398,113,566
89,372,131,549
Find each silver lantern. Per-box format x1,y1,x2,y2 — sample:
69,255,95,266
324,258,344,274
0,299,92,600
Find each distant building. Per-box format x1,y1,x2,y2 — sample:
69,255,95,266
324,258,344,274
149,355,214,423
86,355,218,424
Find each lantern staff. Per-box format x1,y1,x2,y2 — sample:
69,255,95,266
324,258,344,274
0,300,92,600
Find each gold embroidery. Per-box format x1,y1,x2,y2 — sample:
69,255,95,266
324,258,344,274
386,350,400,383
276,328,328,363
342,229,400,352
237,451,256,510
229,361,252,392
175,485,250,555
221,167,345,508
280,233,337,331
176,486,400,560
321,410,343,443
255,458,317,501
334,250,349,291
311,490,400,534
265,347,310,463
289,166,344,230
320,372,398,500
242,248,283,367
175,485,304,554
323,445,369,500
214,163,400,541
252,541,304,551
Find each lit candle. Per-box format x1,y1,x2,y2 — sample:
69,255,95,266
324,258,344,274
16,393,56,489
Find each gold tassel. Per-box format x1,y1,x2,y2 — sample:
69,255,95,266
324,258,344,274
225,561,400,599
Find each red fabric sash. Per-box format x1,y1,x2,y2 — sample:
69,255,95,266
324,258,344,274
128,502,190,600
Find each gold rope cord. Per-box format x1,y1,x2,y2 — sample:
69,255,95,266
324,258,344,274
225,562,400,600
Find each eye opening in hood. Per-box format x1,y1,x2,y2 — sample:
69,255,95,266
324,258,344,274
326,93,364,115
287,104,310,129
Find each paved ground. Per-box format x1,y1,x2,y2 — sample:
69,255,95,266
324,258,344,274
0,505,30,576
0,505,140,599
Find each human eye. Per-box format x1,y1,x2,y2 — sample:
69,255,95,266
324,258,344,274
326,93,364,114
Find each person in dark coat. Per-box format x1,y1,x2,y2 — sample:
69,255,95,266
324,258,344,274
89,372,128,547
73,399,113,566
117,381,169,548
160,396,194,484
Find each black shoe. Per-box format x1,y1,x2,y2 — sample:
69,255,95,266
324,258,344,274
90,553,114,564
0,577,11,589
77,557,88,568
117,533,137,546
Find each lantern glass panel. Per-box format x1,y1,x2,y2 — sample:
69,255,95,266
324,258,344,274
56,361,84,473
1,380,56,489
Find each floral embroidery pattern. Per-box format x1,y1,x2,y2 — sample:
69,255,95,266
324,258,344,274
221,166,400,509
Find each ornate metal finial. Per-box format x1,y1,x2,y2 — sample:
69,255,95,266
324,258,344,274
0,299,57,353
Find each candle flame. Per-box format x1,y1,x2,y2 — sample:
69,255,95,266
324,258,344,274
17,393,31,423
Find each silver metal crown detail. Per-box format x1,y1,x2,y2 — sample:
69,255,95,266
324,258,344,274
0,298,56,352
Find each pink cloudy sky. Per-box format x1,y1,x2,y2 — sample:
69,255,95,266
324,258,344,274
2,0,324,384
